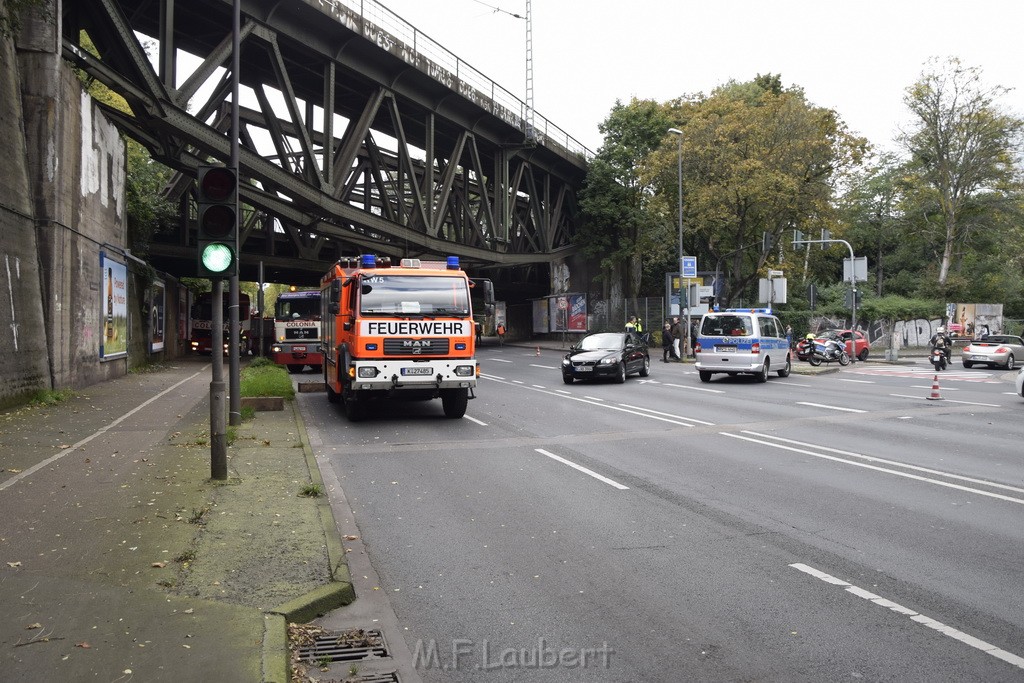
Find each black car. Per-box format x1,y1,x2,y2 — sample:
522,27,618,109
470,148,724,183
561,332,650,384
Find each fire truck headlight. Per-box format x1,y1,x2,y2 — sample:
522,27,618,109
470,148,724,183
271,345,282,353
454,365,474,377
357,367,378,378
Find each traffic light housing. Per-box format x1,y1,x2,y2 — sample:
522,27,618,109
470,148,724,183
196,164,238,278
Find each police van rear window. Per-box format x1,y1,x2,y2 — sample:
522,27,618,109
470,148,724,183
700,315,752,337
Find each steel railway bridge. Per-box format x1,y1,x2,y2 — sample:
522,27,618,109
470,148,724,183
61,0,590,289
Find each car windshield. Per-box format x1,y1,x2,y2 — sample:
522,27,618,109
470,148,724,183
578,333,625,351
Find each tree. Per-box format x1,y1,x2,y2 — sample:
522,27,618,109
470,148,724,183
578,98,675,299
648,76,867,307
900,57,1024,289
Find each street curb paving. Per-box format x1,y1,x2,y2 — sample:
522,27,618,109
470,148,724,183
260,400,356,682
263,614,289,683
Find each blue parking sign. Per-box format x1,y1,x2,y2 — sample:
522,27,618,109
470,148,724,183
682,256,697,279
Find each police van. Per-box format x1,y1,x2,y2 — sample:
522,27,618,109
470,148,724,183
693,308,791,383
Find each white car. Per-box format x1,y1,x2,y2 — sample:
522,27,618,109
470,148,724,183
1016,366,1024,398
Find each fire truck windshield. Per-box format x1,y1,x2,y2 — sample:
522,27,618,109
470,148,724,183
359,275,470,316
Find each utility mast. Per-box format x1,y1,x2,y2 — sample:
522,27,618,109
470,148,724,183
524,0,535,141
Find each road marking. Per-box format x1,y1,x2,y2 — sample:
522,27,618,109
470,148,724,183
790,563,1024,671
531,385,546,389
529,364,558,370
836,378,875,384
463,415,488,426
910,384,959,391
776,382,813,387
555,389,571,395
584,396,605,402
889,393,1000,407
488,358,513,363
481,376,712,427
720,431,1024,504
796,401,866,413
512,380,524,384
480,373,505,380
663,383,724,394
0,370,205,492
535,448,628,490
617,404,715,426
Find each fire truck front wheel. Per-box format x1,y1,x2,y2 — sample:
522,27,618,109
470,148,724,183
441,388,469,419
287,364,304,374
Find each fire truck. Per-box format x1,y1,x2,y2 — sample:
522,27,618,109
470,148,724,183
189,291,252,355
271,289,322,373
320,254,493,420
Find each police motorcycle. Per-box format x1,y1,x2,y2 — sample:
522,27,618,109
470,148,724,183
930,345,948,371
794,335,816,362
804,332,851,367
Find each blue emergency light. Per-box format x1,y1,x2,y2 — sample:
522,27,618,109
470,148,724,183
361,254,376,268
446,256,460,270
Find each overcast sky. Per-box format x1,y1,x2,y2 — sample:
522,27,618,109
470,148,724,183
374,0,1024,155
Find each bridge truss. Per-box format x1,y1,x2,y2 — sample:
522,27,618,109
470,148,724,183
60,0,590,285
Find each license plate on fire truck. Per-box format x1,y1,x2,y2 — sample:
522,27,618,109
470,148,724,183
293,346,306,352
401,367,433,376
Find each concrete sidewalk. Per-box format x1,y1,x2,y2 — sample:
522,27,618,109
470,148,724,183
0,359,352,682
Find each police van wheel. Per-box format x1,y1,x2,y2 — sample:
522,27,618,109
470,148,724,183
698,370,712,383
756,361,769,383
441,388,469,418
777,357,791,378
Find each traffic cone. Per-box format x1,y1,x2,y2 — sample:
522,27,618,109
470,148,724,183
926,374,943,400
535,346,541,356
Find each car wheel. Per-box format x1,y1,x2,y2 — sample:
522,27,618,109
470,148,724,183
858,348,869,361
562,374,574,385
441,388,469,418
777,356,791,378
615,362,627,384
698,370,712,383
1006,354,1016,370
639,356,650,377
755,360,769,383
963,361,973,369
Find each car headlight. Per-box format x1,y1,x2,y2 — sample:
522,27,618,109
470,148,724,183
562,358,571,366
599,356,618,365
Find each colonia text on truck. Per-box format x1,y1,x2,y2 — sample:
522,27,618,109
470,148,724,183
320,254,494,421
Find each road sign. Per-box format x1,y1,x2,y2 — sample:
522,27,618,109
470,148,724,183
768,269,784,277
682,256,697,279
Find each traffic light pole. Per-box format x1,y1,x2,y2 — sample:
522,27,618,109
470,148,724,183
210,278,228,479
228,0,242,426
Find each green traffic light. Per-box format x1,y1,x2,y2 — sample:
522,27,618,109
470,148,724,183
201,242,234,274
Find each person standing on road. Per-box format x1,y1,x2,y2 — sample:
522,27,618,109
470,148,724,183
625,316,638,333
661,320,674,362
670,317,682,361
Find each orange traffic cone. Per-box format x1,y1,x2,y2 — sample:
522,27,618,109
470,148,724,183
535,346,541,356
926,374,943,400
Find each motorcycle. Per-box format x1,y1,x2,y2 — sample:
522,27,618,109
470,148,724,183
795,337,815,362
930,346,948,371
806,336,850,367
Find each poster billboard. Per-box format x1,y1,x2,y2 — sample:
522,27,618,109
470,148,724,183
548,294,587,332
100,252,128,359
150,280,165,352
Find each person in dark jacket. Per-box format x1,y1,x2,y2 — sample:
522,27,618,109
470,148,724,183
661,320,674,362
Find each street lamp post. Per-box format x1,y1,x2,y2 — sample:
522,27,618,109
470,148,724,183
667,128,686,354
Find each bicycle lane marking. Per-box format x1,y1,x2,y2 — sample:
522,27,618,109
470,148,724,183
0,370,205,492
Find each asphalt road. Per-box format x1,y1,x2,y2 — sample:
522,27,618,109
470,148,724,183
299,349,1024,682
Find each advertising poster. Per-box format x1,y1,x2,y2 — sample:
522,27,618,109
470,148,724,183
150,280,165,352
566,294,587,331
532,299,549,334
100,252,128,359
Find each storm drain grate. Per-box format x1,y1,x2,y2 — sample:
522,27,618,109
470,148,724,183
352,673,399,683
297,628,390,664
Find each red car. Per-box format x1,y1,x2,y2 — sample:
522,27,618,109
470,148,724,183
822,329,870,361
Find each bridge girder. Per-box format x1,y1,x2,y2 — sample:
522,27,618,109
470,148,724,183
61,0,589,286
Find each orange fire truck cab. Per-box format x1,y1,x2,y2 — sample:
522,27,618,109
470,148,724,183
320,254,493,420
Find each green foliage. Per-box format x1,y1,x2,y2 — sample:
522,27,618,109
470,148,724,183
240,362,295,399
28,388,75,407
578,98,676,298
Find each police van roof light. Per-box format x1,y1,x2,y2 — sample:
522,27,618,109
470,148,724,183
725,307,772,314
